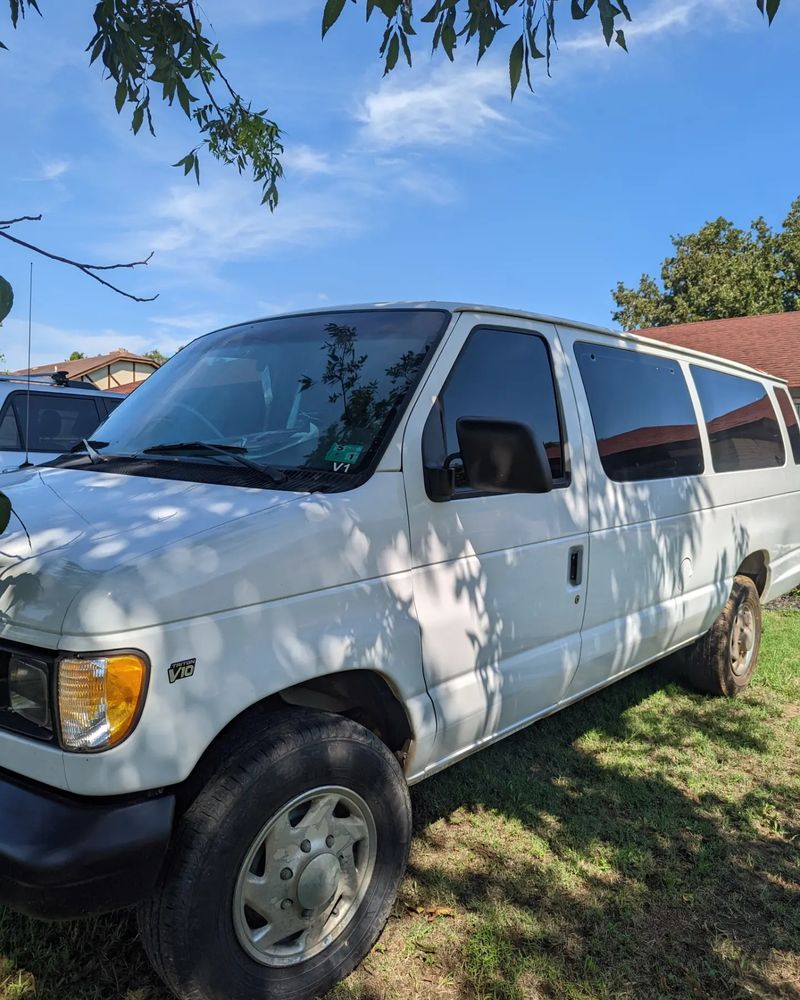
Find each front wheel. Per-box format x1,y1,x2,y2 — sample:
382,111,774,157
138,709,412,1000
685,574,762,697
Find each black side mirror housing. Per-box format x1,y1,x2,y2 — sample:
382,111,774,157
423,464,456,503
455,417,554,495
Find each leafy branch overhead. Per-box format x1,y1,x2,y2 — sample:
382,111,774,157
3,0,283,209
324,0,783,98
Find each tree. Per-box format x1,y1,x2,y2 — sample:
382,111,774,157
144,349,169,365
69,351,86,360
612,196,800,330
0,0,785,312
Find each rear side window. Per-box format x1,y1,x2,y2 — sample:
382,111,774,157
101,397,124,417
12,394,103,453
775,388,800,464
574,342,703,482
691,367,785,473
423,327,566,494
0,406,21,450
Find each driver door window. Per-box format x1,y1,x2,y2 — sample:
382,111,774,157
422,327,567,497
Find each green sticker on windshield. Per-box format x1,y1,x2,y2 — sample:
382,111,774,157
325,442,364,466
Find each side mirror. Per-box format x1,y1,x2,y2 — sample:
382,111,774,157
456,417,553,495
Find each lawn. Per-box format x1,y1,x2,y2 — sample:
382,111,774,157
2,610,798,1000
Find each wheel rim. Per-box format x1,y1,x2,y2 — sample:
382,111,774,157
232,785,377,967
730,603,757,676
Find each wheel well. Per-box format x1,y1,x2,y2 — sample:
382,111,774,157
177,671,414,814
736,551,769,596
277,670,413,761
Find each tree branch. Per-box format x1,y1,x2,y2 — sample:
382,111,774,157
0,218,157,302
0,214,43,229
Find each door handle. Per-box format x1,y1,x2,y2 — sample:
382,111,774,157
568,545,584,586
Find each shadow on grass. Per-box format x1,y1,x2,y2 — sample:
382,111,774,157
400,656,800,1000
1,656,797,1000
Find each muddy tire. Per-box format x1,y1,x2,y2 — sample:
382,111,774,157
138,708,411,1000
685,574,762,697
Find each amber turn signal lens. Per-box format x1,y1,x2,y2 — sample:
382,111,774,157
58,653,147,751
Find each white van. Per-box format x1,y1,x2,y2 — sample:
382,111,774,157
0,304,798,1000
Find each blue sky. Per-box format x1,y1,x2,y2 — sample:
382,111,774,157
0,0,798,371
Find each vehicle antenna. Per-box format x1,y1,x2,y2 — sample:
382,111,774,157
22,261,33,469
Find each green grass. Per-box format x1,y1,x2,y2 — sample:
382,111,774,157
2,611,799,1000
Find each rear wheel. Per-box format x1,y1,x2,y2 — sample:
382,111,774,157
685,574,762,696
138,709,411,1000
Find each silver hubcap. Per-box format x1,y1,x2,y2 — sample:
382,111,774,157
730,603,756,676
232,786,377,967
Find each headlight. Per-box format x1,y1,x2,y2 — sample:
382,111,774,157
58,653,148,751
9,656,52,730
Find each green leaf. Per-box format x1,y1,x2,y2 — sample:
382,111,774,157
322,0,347,38
0,275,13,325
615,28,627,51
766,0,781,23
114,80,126,113
131,104,144,134
571,0,588,19
0,493,11,536
509,34,524,98
385,32,400,72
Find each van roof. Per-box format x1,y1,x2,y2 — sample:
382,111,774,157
245,302,787,387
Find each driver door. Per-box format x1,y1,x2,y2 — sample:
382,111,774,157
402,314,589,774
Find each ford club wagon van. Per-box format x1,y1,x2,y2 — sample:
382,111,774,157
0,303,798,1000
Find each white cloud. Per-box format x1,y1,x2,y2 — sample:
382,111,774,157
0,317,180,372
562,0,742,53
39,159,71,181
282,144,335,177
357,63,509,148
126,178,360,284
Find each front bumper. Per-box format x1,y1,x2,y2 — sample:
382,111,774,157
0,768,175,919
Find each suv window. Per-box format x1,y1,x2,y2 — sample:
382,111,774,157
11,394,103,453
423,327,566,496
691,366,785,473
575,342,704,482
0,406,21,450
775,388,800,465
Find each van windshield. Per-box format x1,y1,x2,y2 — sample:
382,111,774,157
94,309,448,479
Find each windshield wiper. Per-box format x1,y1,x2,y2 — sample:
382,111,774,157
142,441,288,485
70,439,110,464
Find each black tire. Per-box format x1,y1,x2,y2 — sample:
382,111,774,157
685,574,762,697
138,708,412,1000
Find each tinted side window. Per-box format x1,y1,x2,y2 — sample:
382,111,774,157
423,327,565,494
691,367,785,473
100,397,124,418
13,395,103,453
0,406,21,451
775,388,800,465
575,342,703,482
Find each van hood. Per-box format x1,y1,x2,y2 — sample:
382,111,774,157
0,467,305,639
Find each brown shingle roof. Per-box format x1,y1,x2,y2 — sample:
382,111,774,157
641,312,800,389
105,378,149,395
14,348,160,379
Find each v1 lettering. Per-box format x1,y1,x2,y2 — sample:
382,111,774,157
333,462,351,473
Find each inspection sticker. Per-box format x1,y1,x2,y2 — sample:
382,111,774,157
325,442,364,466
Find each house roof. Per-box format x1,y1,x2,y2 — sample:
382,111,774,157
14,348,160,380
638,312,800,390
105,378,149,395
